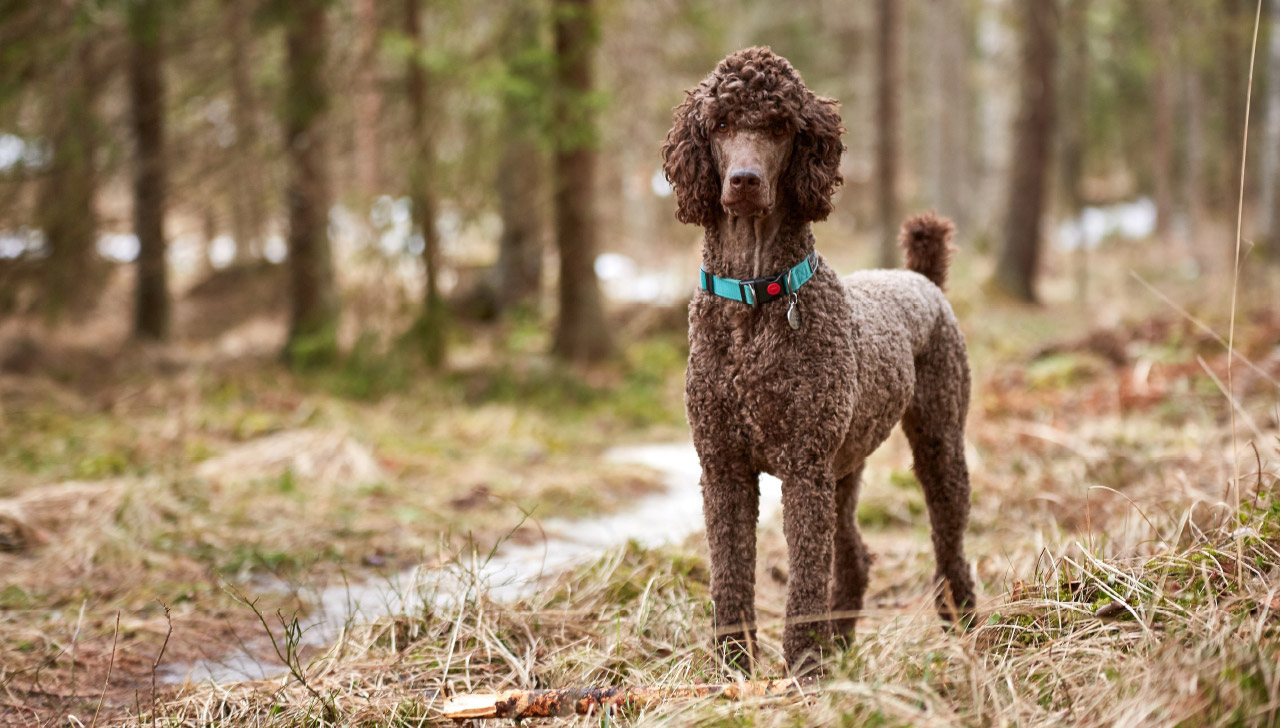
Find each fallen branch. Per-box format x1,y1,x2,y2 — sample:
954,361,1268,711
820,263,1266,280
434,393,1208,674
442,677,817,720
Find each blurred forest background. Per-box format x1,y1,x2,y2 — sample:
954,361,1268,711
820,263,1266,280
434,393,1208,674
4,0,1280,726
2,0,1278,365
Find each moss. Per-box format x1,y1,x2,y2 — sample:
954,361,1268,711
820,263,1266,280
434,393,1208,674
888,469,920,490
1026,351,1110,389
0,585,31,609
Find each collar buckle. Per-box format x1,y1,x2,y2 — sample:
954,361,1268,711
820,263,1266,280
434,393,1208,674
739,270,790,307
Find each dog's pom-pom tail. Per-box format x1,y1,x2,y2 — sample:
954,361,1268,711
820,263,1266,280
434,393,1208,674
899,212,955,289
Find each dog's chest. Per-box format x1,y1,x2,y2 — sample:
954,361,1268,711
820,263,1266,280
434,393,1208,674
687,288,858,468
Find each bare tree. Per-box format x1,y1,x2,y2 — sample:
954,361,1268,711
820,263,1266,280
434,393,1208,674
404,0,445,367
875,0,900,269
551,0,613,362
1259,0,1280,260
129,0,169,340
992,0,1059,302
924,0,972,233
354,0,382,199
1058,0,1089,300
37,23,101,317
1182,49,1209,258
283,0,339,364
495,4,547,315
227,0,266,261
1218,0,1249,216
1147,0,1176,244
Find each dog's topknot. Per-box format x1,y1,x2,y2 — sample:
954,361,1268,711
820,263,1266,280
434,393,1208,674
661,46,845,226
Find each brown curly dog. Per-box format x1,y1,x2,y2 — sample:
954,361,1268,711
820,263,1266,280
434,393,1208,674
662,47,975,674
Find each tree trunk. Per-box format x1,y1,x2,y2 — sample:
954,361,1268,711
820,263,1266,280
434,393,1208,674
37,32,100,317
1259,0,1280,260
283,0,339,365
354,0,382,199
404,0,446,368
1059,0,1089,301
993,0,1058,303
129,0,169,340
227,0,266,261
925,0,971,232
551,0,613,362
1183,65,1209,261
1219,0,1248,217
875,0,900,269
1148,0,1176,244
494,4,546,315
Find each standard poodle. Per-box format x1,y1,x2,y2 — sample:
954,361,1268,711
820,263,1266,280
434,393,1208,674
662,47,975,674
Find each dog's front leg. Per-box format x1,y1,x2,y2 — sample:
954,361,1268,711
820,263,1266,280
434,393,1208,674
781,464,836,674
701,458,760,673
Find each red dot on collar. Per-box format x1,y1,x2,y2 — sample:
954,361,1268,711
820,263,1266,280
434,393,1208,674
766,282,782,296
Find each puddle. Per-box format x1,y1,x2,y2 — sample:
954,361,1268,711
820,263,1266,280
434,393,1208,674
160,442,783,685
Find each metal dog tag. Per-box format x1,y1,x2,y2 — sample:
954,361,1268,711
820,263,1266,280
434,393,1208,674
787,298,802,330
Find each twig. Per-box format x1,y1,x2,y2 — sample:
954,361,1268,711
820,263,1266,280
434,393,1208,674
441,677,818,720
231,585,334,718
1251,441,1264,510
1127,272,1279,390
151,603,173,726
70,599,86,698
1228,0,1264,584
89,612,120,728
1197,356,1272,465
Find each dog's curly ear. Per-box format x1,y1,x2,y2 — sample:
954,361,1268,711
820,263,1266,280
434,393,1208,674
787,94,845,222
662,92,720,227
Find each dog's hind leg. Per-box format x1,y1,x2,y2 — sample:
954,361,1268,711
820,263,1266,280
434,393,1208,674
902,322,976,625
830,464,869,644
701,458,761,673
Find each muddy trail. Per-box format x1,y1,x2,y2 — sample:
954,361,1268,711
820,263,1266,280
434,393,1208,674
158,443,784,685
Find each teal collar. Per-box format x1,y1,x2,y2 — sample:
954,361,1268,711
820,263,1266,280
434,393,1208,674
699,251,819,307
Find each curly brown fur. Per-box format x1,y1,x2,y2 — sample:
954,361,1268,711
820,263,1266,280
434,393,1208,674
662,47,844,227
899,212,955,289
666,48,976,675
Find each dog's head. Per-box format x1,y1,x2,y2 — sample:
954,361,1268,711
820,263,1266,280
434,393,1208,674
661,47,845,227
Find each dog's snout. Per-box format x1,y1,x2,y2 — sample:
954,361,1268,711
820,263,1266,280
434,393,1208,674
729,169,762,189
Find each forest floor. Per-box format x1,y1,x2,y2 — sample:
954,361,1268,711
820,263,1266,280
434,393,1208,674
2,242,1279,726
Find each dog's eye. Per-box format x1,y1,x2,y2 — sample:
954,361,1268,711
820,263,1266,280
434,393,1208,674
770,123,788,137
715,120,729,134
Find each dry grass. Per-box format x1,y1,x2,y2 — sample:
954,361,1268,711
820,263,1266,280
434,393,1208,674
130,485,1280,727
126,278,1280,726
0,311,686,726
4,243,1280,726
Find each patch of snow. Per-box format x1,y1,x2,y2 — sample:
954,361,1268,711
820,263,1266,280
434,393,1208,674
595,252,690,304
97,233,139,263
1056,198,1157,251
0,133,44,171
0,228,43,259
264,235,287,263
209,235,237,268
651,168,673,198
162,442,740,685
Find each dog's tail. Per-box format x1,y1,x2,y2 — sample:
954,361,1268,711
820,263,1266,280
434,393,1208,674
899,212,955,290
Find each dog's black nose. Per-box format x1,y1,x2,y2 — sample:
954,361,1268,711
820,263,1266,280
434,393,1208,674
729,169,761,188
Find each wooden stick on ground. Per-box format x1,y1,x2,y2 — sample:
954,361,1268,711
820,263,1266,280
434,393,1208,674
442,677,817,720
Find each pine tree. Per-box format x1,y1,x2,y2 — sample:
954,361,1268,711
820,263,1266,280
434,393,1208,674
992,0,1059,302
282,0,340,365
551,0,613,362
129,0,170,340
